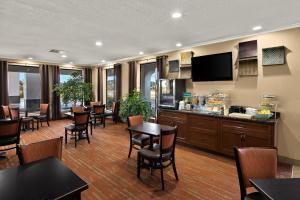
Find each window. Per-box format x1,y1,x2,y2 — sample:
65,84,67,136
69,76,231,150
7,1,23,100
106,68,115,109
8,65,41,111
140,62,157,114
59,69,82,111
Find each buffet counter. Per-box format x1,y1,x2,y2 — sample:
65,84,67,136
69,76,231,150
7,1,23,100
157,109,278,156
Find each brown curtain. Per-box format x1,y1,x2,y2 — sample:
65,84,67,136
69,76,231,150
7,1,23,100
52,66,60,120
97,66,103,103
156,55,168,79
0,60,8,106
114,63,122,102
84,67,92,84
128,61,136,94
84,67,93,105
40,65,49,104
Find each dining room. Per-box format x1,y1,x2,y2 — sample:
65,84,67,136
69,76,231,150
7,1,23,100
1,1,300,200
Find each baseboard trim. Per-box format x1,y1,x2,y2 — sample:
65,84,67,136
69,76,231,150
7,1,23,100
278,156,300,166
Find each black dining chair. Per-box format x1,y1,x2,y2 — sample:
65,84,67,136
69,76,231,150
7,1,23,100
137,126,179,190
127,115,151,158
20,137,63,165
65,111,90,148
0,119,22,162
92,105,106,128
234,147,277,200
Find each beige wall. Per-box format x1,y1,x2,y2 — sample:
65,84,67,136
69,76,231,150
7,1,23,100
93,27,300,161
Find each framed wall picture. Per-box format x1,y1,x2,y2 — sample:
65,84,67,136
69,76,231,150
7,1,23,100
169,60,180,72
262,46,285,66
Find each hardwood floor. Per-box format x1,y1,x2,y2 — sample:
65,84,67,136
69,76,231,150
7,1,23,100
0,119,291,200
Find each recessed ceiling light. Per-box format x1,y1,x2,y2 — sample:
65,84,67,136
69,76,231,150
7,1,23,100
69,61,73,64
95,41,103,46
176,43,182,47
28,57,33,60
252,25,262,31
139,51,144,55
172,12,182,19
101,60,106,63
61,55,67,58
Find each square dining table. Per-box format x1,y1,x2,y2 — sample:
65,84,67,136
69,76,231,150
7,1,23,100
250,178,300,200
127,122,174,150
0,157,88,200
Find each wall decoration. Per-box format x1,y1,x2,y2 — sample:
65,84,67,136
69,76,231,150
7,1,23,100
180,51,194,67
169,60,180,72
262,46,285,66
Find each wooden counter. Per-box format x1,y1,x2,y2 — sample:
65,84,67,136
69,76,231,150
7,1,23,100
157,109,277,156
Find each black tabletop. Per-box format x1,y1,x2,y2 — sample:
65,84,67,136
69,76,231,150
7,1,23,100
128,122,174,137
0,157,88,200
250,178,300,200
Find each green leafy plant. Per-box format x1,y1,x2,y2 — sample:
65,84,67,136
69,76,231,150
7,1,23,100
119,90,152,121
54,72,93,107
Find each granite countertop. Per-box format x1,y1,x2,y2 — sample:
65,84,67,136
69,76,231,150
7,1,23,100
160,109,279,124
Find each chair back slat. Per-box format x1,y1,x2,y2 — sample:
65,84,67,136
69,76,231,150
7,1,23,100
71,106,85,113
20,137,63,165
74,111,89,126
234,147,277,198
128,115,143,127
1,106,10,119
93,105,105,115
0,119,21,138
10,107,20,120
160,126,177,156
40,104,49,115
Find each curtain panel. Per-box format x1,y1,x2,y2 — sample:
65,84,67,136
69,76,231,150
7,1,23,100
84,67,93,105
0,60,8,106
114,63,122,102
156,55,168,79
40,65,50,104
128,61,136,94
51,66,60,120
97,66,103,103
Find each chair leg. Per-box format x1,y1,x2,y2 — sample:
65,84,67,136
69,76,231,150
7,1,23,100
16,145,23,165
86,129,90,144
65,129,68,144
94,117,96,129
137,152,141,178
160,162,165,190
32,120,34,131
172,157,179,180
37,119,39,130
128,133,133,158
103,117,106,128
74,132,77,148
47,119,50,127
90,122,93,135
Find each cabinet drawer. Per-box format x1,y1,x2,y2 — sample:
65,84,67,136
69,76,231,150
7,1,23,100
188,115,218,130
222,120,272,134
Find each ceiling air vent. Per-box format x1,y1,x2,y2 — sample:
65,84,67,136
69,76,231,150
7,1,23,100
48,49,64,54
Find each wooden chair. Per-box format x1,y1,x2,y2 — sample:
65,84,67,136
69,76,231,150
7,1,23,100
19,137,63,165
127,115,151,158
233,147,277,200
111,101,118,123
11,107,34,131
92,105,106,128
137,126,179,190
71,106,85,113
0,119,22,162
1,105,11,119
32,104,50,130
65,111,90,148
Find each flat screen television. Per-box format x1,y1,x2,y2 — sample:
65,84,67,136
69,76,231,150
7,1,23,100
192,52,233,82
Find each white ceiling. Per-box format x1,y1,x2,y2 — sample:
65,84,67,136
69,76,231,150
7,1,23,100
0,0,300,65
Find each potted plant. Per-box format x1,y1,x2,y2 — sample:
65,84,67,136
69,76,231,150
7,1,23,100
119,90,152,122
54,72,93,107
